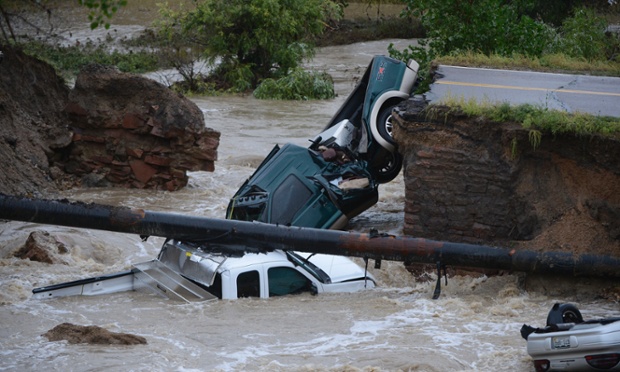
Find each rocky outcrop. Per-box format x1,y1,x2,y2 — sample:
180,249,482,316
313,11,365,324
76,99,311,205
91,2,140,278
393,97,620,257
0,47,220,195
63,64,220,191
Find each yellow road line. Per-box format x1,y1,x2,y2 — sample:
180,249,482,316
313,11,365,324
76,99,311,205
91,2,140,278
435,80,620,97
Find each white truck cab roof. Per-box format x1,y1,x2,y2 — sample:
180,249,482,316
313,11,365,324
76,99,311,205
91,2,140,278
159,240,375,300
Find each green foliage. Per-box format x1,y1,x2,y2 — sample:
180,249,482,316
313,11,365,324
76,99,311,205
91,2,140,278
391,0,619,91
78,0,127,29
387,43,432,92
528,129,542,150
253,68,335,100
554,7,611,60
157,0,343,93
390,0,557,93
20,40,160,77
434,51,620,76
401,0,556,58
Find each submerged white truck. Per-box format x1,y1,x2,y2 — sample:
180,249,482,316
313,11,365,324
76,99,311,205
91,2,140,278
32,239,376,302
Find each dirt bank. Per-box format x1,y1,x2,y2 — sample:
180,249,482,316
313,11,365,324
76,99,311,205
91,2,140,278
394,97,620,258
0,46,71,196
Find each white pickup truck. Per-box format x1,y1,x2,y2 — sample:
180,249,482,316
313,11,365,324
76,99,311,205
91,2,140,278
32,239,376,302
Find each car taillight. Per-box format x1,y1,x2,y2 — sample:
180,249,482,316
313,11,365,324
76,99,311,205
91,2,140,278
534,359,550,372
585,353,620,369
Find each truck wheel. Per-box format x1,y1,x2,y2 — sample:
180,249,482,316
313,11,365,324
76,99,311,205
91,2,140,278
546,303,584,326
373,150,403,184
376,104,399,144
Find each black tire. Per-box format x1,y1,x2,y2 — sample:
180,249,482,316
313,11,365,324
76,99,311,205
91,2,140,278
376,104,399,144
546,303,584,326
371,148,403,184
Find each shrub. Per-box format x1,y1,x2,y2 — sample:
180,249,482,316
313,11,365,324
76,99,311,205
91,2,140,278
253,68,335,100
157,0,343,92
554,7,611,60
400,0,556,58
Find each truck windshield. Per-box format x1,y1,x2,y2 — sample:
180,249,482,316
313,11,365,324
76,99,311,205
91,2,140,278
270,175,312,225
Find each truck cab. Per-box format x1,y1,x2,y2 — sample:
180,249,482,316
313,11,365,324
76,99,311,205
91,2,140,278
158,240,376,300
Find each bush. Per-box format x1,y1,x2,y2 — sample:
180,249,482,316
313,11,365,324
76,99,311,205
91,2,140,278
400,0,556,58
253,68,335,100
390,0,619,91
554,7,611,60
157,0,343,92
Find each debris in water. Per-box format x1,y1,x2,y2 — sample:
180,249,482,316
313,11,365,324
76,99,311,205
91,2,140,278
43,323,147,345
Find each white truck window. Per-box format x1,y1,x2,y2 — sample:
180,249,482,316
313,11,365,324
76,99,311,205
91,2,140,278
236,271,260,298
268,267,311,296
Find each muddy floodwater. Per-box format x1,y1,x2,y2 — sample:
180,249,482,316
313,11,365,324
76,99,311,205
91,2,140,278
1,11,619,371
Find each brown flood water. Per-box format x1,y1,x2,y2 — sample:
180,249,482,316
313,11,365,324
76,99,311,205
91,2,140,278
1,3,619,372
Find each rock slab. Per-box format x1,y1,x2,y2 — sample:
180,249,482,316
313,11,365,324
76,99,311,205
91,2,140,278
64,64,220,191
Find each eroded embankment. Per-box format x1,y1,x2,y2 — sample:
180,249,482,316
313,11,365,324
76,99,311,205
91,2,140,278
393,98,620,258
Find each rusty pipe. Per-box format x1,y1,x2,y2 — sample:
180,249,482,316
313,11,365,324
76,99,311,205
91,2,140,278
1,193,619,278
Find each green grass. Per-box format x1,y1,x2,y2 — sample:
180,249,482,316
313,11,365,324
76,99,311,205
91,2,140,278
435,51,620,77
435,95,620,141
20,40,163,78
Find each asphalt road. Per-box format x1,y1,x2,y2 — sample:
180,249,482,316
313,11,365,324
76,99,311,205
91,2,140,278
426,65,620,117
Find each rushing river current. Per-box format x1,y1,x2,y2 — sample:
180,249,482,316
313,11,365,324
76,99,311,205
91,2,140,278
1,11,619,371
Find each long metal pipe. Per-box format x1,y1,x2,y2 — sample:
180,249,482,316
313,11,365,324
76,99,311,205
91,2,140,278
1,193,619,277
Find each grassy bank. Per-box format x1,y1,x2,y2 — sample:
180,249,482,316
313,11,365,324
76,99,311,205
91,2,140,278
436,52,620,77
432,96,620,152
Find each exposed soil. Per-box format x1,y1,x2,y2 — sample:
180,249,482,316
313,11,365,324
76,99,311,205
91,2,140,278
394,99,620,259
0,45,71,197
313,18,425,47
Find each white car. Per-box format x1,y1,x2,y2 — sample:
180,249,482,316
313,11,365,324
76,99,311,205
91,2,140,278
522,303,620,371
32,239,376,302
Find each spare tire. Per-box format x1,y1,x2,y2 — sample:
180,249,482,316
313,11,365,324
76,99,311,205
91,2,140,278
546,303,584,326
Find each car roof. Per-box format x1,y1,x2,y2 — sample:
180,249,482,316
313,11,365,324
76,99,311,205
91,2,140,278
217,250,292,271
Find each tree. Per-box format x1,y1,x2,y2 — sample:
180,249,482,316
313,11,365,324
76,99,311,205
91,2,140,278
401,0,555,58
78,0,127,29
157,0,342,92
